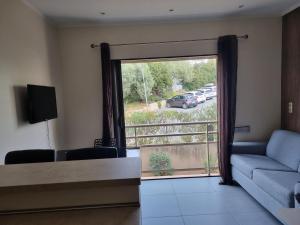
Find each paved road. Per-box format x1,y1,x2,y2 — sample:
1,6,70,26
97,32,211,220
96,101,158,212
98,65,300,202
158,98,216,113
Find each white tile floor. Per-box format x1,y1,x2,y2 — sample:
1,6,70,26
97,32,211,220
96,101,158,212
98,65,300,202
141,177,283,225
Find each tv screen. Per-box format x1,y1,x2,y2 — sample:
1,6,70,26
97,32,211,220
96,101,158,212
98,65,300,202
27,85,58,124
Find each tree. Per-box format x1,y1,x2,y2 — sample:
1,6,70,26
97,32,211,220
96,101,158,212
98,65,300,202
121,63,154,103
170,61,194,84
135,63,154,102
148,62,173,98
122,64,140,102
177,59,217,91
192,59,216,88
122,59,217,102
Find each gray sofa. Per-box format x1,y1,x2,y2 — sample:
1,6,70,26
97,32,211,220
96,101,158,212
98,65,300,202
231,130,300,220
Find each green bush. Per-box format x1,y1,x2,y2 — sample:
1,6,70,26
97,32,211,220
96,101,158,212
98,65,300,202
149,152,173,176
125,102,218,146
148,95,162,103
126,102,217,125
157,101,162,109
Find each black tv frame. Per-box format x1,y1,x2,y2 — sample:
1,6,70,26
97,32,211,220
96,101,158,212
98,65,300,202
27,84,58,124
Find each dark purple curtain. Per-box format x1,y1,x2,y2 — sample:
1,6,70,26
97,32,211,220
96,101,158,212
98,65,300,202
100,43,126,157
217,35,238,185
111,60,127,157
101,43,114,145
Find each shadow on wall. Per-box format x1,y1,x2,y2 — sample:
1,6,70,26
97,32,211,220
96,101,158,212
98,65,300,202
13,85,28,127
44,22,64,149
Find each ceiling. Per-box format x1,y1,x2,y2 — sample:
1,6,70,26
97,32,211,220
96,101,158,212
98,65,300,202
25,0,300,25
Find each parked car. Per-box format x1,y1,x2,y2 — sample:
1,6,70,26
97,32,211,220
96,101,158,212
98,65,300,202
166,95,197,109
203,84,217,97
198,88,216,100
185,91,206,104
204,83,216,88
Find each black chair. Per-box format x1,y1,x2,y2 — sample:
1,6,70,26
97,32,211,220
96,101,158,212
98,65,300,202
94,138,116,148
5,149,55,165
65,147,118,161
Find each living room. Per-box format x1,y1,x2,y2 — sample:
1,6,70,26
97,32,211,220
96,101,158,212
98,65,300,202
0,0,299,224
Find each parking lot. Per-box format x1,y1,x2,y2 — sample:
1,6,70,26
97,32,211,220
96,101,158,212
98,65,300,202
159,97,216,113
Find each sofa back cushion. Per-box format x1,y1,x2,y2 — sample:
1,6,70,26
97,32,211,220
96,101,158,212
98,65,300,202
266,130,300,171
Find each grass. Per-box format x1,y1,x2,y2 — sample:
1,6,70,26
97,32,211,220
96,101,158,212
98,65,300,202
125,102,148,117
124,90,185,115
125,102,147,111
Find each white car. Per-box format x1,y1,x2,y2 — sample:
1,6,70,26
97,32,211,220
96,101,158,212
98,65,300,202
185,91,206,104
204,83,216,88
198,88,216,100
204,84,217,92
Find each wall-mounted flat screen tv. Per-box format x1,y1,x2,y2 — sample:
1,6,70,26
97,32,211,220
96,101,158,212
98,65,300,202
27,85,57,124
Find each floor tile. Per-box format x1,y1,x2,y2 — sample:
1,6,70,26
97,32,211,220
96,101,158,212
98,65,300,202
213,182,245,193
207,177,247,194
205,176,223,185
176,193,228,215
141,179,174,196
172,178,215,194
141,177,281,225
143,217,185,225
226,194,265,213
183,213,240,225
232,211,283,225
141,195,181,218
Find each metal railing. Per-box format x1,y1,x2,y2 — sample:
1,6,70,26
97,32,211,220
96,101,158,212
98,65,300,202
125,121,218,176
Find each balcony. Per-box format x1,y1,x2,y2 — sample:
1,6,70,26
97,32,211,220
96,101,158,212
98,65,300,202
126,121,219,178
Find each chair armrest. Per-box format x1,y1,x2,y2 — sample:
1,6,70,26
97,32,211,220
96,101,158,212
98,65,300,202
231,142,267,155
295,183,300,208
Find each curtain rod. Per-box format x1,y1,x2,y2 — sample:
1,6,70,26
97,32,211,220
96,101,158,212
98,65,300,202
90,34,248,48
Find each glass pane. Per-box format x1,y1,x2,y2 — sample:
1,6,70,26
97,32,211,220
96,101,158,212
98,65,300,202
121,57,219,179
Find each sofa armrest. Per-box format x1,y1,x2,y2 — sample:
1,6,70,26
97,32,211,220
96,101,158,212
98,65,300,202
295,183,300,208
231,142,267,155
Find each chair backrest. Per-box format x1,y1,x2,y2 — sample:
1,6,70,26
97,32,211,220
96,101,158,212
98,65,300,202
5,149,55,165
266,130,300,170
65,147,118,161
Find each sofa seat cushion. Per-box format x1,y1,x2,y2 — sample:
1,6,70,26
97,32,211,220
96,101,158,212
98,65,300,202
266,130,300,171
253,170,300,207
231,154,293,179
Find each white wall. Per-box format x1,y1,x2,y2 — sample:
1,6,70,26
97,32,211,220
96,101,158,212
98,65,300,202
58,17,282,149
0,0,64,162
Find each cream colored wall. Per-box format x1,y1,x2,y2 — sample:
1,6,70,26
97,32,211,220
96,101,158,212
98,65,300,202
0,0,64,162
58,17,282,148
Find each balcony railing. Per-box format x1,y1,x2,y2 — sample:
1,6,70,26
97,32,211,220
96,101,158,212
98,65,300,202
125,121,218,177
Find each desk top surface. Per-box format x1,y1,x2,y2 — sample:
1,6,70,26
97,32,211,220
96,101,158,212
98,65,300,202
278,208,300,225
0,157,141,189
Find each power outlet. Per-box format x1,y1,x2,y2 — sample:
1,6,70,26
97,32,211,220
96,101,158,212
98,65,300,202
288,102,293,114
235,126,250,133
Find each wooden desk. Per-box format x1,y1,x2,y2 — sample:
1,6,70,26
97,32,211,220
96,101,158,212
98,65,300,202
0,207,141,225
278,208,300,225
0,157,141,213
